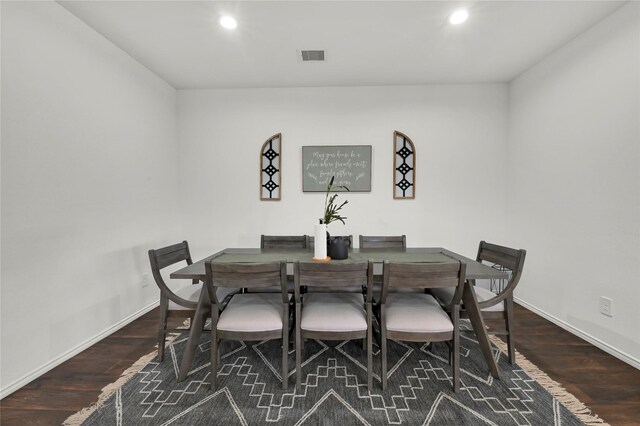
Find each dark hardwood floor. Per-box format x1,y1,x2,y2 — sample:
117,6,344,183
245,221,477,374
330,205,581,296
1,304,639,425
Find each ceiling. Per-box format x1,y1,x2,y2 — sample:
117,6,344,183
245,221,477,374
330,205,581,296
57,1,625,89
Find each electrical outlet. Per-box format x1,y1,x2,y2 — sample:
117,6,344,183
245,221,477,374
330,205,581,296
142,272,150,288
599,297,613,317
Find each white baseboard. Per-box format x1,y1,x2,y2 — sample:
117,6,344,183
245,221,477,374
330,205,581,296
514,297,640,370
0,301,160,399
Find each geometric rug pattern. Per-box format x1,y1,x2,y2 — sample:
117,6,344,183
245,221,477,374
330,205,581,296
77,322,586,425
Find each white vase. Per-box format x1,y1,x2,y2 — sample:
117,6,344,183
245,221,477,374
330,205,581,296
314,223,327,259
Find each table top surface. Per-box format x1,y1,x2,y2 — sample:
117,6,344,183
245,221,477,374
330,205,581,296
170,247,509,280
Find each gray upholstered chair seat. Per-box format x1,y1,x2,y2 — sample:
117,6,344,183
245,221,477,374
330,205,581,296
218,293,289,332
431,286,504,312
473,287,505,311
301,293,366,332
168,285,201,310
385,293,453,333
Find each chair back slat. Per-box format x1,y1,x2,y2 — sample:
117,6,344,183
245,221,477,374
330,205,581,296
381,261,466,305
385,262,464,288
208,262,285,288
261,235,307,249
387,276,461,289
359,235,406,249
294,261,373,300
477,241,520,271
153,241,192,270
297,262,369,283
205,261,288,305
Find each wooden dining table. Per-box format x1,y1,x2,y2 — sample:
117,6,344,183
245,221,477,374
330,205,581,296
170,247,509,383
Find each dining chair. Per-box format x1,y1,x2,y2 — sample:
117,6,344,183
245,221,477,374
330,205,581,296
294,260,374,391
431,241,526,364
148,241,204,361
359,235,406,249
377,260,466,392
205,260,290,390
261,235,308,249
359,235,407,301
253,235,306,294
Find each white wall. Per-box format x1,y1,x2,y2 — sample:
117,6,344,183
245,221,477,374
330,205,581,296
1,1,180,396
508,3,640,366
177,85,508,260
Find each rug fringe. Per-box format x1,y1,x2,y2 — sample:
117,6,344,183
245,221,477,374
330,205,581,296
488,336,609,426
63,321,189,426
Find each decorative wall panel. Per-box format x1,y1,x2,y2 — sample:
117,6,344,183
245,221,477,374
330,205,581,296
393,131,415,199
260,133,281,200
302,145,372,192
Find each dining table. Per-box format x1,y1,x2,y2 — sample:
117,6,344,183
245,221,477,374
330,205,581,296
170,247,509,383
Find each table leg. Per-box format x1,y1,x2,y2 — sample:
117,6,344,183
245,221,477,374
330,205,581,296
463,281,500,379
178,288,210,382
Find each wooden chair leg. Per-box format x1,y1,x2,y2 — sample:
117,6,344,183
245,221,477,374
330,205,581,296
367,328,373,392
288,301,296,350
210,312,219,390
381,308,388,391
505,295,516,364
282,305,289,390
361,302,367,350
372,307,382,348
295,303,302,390
158,295,168,361
366,303,373,391
453,306,460,393
158,330,167,361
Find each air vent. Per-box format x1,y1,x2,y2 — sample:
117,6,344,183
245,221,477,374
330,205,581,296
300,50,325,62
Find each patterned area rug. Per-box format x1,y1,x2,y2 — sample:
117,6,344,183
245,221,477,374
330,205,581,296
65,322,606,425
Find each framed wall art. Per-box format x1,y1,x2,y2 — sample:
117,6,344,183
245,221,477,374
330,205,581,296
393,131,415,199
302,145,372,192
260,133,281,200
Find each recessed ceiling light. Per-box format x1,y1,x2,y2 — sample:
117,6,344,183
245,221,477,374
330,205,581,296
219,16,237,30
448,9,469,25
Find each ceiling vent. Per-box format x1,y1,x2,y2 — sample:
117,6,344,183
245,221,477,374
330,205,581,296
300,50,325,62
